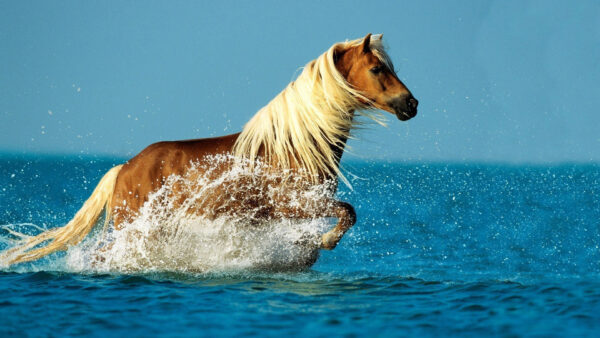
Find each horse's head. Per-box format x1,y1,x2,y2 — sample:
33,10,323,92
335,33,418,121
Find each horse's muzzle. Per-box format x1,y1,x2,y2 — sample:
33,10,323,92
390,95,418,121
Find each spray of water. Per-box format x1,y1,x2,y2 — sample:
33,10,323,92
2,155,337,273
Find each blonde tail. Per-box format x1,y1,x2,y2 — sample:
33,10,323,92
1,165,123,266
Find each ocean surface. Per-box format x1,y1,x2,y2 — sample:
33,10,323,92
1,155,599,337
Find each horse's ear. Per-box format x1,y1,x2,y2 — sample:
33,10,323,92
333,46,346,64
361,33,372,54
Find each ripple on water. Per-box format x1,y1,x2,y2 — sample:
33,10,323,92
1,159,600,335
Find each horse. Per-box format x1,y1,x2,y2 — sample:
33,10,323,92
1,33,418,267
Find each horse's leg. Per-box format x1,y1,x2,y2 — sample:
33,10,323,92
279,199,356,250
319,201,356,250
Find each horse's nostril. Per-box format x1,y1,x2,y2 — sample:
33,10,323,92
408,98,418,109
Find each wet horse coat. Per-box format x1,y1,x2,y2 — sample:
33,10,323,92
2,33,417,266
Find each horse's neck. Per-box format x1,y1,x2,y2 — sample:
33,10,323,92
332,130,350,164
268,109,354,183
326,109,355,177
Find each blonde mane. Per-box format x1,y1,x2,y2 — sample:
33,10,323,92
232,35,392,183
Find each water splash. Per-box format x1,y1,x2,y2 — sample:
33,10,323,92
3,155,338,273
67,217,328,274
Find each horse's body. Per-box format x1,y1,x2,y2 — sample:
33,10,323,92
110,133,333,228
111,133,241,225
2,34,417,267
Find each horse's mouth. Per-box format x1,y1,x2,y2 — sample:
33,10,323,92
389,96,418,121
395,110,417,121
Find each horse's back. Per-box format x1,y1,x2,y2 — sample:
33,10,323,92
111,133,240,225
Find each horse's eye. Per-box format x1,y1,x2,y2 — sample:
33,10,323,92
370,66,383,74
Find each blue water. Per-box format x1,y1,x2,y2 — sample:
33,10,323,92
1,155,600,336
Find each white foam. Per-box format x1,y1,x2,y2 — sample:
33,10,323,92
62,155,336,273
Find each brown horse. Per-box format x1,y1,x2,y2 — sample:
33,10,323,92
2,33,417,267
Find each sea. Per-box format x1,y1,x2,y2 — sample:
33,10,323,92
0,154,599,337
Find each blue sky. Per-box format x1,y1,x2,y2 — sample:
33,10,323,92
1,1,599,162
